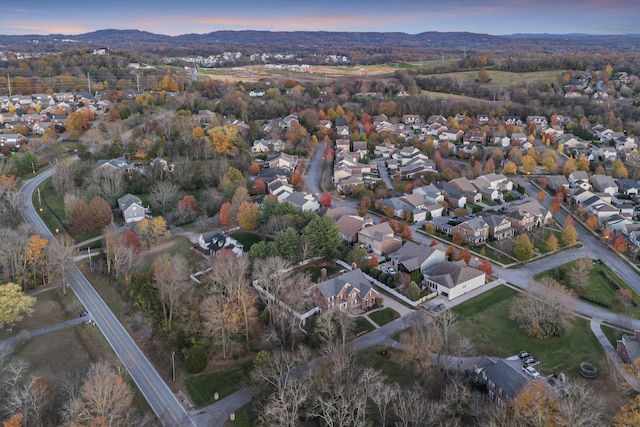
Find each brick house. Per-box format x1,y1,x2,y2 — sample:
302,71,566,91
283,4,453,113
312,269,379,312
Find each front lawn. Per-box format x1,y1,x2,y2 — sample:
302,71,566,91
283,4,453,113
185,359,254,407
533,259,640,317
453,285,605,377
354,317,376,335
230,231,264,251
368,307,400,326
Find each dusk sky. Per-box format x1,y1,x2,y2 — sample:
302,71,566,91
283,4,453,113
2,0,639,36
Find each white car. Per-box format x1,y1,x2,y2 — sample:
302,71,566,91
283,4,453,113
522,365,540,378
386,267,396,276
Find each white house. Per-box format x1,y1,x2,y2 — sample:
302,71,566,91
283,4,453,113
117,194,148,223
198,231,244,256
423,261,486,300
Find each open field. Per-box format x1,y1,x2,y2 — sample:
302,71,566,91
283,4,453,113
534,259,640,317
452,285,605,377
417,69,564,88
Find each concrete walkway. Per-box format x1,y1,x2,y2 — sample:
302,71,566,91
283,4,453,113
590,319,640,392
0,316,91,356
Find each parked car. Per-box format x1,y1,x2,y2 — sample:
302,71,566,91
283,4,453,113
524,357,538,365
518,351,532,359
386,267,396,276
432,303,445,312
522,366,540,378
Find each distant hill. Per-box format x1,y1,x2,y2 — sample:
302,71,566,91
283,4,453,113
0,29,638,55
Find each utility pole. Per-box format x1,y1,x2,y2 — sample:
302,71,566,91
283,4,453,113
87,72,91,93
136,72,140,92
171,351,175,382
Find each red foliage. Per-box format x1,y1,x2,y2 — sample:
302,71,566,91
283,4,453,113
290,173,304,191
613,235,628,254
368,255,379,267
478,259,493,275
253,178,266,195
219,202,231,225
429,240,438,247
389,220,400,233
324,148,335,161
179,195,198,211
122,230,141,253
319,190,332,208
405,183,414,194
455,248,472,265
249,162,260,176
400,224,413,241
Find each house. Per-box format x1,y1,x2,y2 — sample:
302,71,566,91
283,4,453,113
336,215,373,243
117,194,148,223
265,152,298,171
0,134,27,148
450,177,482,204
617,331,640,364
482,214,516,241
251,138,285,153
198,231,243,256
435,181,467,209
283,191,319,212
423,260,485,300
387,241,446,277
507,200,553,227
545,175,570,192
616,179,640,197
413,184,445,204
312,268,379,312
97,157,135,173
590,174,618,195
424,203,445,219
439,129,464,142
357,222,403,256
453,216,489,245
473,357,532,405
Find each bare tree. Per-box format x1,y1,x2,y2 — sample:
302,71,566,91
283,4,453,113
52,159,77,198
103,121,127,145
568,258,593,289
399,314,443,372
88,167,124,206
111,241,139,282
200,293,242,359
152,254,193,330
510,277,575,339
393,384,442,427
555,380,606,427
0,227,27,282
46,234,77,293
369,379,399,427
61,361,138,427
5,376,52,427
149,181,179,214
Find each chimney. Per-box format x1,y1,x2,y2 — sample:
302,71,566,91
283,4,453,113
351,262,357,270
320,268,327,282
393,257,398,269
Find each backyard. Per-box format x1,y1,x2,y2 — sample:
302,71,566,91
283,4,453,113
185,359,254,406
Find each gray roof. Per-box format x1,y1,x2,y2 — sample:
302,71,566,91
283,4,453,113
117,193,142,211
389,241,444,272
315,269,373,300
424,261,484,289
484,359,530,399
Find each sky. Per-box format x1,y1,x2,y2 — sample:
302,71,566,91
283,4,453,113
1,0,639,36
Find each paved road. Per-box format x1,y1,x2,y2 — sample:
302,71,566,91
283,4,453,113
20,167,197,427
305,139,328,196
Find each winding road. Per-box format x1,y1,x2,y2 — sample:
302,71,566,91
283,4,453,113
19,167,197,427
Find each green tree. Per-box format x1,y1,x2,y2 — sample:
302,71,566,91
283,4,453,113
274,227,301,261
220,167,245,199
407,281,421,301
302,215,342,258
0,282,35,328
513,234,534,262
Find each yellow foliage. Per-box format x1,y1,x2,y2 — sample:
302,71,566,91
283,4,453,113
25,235,48,265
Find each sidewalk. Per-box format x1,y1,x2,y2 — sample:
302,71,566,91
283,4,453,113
590,319,640,392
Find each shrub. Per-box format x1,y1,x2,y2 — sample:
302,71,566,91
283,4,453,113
184,345,207,374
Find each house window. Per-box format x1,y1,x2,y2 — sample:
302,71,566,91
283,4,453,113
365,300,369,307
488,380,495,389
489,390,495,400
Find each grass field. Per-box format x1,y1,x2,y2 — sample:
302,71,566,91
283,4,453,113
356,346,418,386
354,317,376,335
185,359,254,406
533,259,640,316
137,236,198,274
230,231,263,251
418,69,563,88
453,285,605,377
368,307,400,326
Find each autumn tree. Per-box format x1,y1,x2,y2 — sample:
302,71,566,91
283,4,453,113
613,235,628,254
521,155,537,174
562,157,577,176
561,223,578,246
177,195,199,223
290,173,304,191
614,393,640,427
576,154,590,171
511,381,560,426
455,248,472,265
237,201,259,230
536,191,547,202
585,214,599,230
546,234,559,252
513,233,534,262
220,167,245,199
478,259,493,275
249,161,260,176
253,178,266,195
319,190,332,208
136,216,170,248
510,277,575,338
219,201,232,226
24,235,48,288
612,158,629,179
0,283,35,329
503,161,517,175
550,197,561,215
